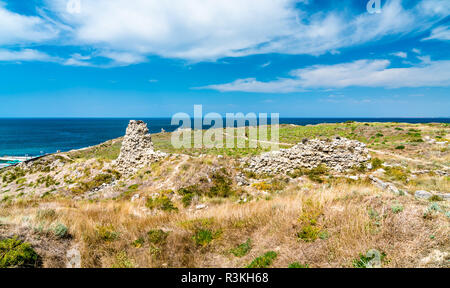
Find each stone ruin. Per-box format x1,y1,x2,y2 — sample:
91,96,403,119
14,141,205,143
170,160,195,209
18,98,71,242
244,137,370,175
115,120,167,175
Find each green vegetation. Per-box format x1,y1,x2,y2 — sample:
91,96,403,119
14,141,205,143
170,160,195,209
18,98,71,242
428,195,443,202
193,229,214,246
112,252,134,268
69,140,122,161
132,237,145,248
352,250,386,268
252,179,286,192
208,169,234,198
384,166,409,183
96,225,119,242
230,239,252,257
176,169,236,203
391,204,404,214
71,173,116,194
297,198,324,242
146,195,178,212
288,164,329,183
147,229,169,245
0,237,39,268
288,262,309,268
246,251,278,268
370,158,383,170
53,223,68,239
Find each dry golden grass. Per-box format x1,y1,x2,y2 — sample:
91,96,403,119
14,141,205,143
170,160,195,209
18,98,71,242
2,179,448,268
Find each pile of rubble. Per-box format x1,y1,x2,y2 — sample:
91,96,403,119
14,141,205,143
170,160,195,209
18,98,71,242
115,120,167,175
244,137,370,175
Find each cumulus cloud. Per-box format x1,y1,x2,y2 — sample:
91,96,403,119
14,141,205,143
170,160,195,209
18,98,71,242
0,0,448,65
0,2,57,45
40,0,450,63
200,59,450,92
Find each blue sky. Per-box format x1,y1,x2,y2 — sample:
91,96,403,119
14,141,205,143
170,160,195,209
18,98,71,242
0,0,449,117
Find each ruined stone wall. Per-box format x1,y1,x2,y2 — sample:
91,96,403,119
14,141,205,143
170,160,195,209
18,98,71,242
244,137,370,175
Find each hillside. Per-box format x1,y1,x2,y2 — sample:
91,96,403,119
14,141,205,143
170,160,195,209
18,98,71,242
0,121,449,268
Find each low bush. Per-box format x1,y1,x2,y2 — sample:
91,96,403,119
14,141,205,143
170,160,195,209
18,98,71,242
230,239,252,257
288,262,309,268
147,229,169,245
0,238,39,268
146,195,178,212
53,223,68,239
246,251,278,268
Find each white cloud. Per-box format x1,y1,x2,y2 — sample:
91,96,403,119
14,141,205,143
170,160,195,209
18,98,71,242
0,49,55,62
40,0,449,63
412,48,421,54
200,59,450,92
0,2,57,45
423,25,450,41
391,52,407,59
45,0,297,61
0,0,448,65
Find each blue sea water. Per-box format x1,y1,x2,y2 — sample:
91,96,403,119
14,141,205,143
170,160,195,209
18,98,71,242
0,118,448,156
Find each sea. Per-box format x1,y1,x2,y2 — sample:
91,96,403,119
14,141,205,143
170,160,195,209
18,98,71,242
0,118,448,157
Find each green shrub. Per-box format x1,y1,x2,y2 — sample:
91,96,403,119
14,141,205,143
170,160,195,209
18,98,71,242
297,225,321,242
112,252,134,268
318,230,329,240
395,145,405,150
146,196,178,212
370,158,383,170
132,237,145,248
178,185,200,207
96,225,119,241
53,223,68,239
429,195,443,202
181,193,194,207
0,238,39,268
208,170,233,198
391,204,404,214
288,262,309,268
352,250,385,268
246,251,278,268
384,166,409,182
193,229,214,246
429,202,442,212
230,239,252,257
147,229,169,245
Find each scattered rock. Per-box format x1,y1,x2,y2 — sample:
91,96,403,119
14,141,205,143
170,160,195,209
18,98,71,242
365,249,382,268
369,175,401,195
436,193,450,201
195,204,207,210
420,250,449,266
66,246,81,268
415,190,432,199
131,194,140,202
